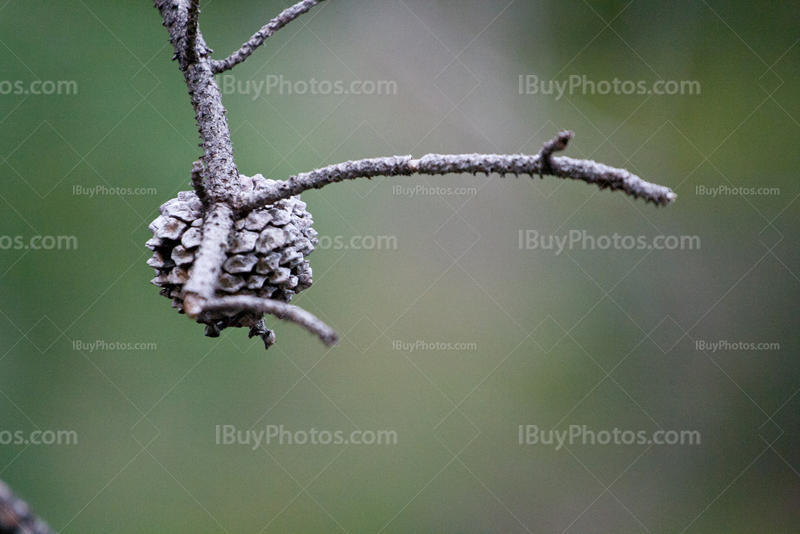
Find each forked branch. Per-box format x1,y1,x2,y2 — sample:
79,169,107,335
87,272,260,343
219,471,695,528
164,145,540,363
154,0,675,349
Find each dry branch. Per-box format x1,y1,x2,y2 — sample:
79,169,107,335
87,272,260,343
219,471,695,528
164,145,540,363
235,131,676,211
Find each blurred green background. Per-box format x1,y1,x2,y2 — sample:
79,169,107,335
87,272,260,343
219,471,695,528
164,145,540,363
1,0,798,532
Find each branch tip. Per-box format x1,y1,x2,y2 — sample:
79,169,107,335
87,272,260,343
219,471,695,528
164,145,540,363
204,296,339,347
211,0,327,74
182,294,205,318
540,130,574,159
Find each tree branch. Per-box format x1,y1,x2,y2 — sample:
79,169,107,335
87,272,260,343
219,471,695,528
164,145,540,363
210,0,326,74
156,0,241,316
0,479,55,534
154,0,240,202
204,296,339,346
235,131,677,212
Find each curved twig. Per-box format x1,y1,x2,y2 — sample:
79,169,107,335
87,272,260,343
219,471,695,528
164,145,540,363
210,0,326,74
235,131,677,212
204,296,339,346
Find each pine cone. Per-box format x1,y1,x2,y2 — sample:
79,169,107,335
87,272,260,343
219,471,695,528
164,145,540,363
146,173,318,346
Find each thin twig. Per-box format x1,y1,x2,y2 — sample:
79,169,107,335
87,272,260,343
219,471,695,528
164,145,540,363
0,478,55,534
204,296,339,346
235,132,677,211
210,0,326,74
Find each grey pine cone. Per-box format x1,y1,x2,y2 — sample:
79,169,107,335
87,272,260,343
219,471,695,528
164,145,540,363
146,173,318,345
